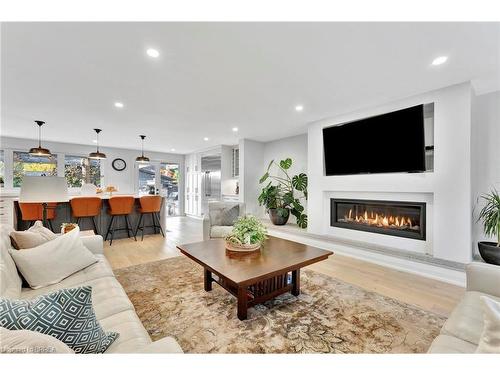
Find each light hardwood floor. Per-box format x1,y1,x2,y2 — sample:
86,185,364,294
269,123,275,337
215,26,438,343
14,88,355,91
104,216,464,316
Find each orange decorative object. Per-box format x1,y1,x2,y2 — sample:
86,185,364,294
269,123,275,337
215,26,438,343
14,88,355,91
61,223,78,233
104,185,118,195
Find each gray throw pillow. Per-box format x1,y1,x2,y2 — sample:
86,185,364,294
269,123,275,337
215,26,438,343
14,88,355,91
0,286,118,354
219,205,240,226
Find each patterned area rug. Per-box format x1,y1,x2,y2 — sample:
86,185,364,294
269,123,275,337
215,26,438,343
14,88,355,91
115,256,445,353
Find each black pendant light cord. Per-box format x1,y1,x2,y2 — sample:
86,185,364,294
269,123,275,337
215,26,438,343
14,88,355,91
35,120,45,148
140,135,146,157
94,128,102,152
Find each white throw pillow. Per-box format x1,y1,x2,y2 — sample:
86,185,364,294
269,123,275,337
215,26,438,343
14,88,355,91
9,228,97,289
10,221,58,249
28,220,58,241
0,327,74,354
476,296,500,353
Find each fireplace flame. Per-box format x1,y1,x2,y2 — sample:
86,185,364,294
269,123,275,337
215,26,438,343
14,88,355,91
342,210,418,230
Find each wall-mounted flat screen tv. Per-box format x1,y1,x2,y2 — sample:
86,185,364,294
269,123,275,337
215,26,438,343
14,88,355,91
323,104,426,176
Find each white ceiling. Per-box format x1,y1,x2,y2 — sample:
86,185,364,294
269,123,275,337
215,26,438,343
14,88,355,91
1,22,499,154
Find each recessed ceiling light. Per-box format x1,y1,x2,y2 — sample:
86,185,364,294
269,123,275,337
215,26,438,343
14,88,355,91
431,56,448,66
232,127,238,132
295,105,304,112
171,148,175,152
203,137,209,141
114,102,124,108
92,139,98,143
146,48,160,58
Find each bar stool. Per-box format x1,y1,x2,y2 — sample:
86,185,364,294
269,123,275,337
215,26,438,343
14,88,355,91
105,196,136,245
70,197,102,234
135,196,165,241
19,202,57,231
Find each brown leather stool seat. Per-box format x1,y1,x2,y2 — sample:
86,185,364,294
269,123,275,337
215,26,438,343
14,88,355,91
70,197,102,234
134,196,165,241
105,196,136,245
19,202,57,231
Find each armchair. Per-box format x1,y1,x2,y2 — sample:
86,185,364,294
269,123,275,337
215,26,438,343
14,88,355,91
203,201,246,240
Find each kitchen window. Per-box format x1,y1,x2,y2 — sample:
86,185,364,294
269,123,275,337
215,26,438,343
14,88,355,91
12,151,58,188
64,155,102,188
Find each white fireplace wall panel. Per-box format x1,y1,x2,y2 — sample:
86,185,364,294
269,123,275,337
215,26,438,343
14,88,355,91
324,191,433,255
308,82,472,264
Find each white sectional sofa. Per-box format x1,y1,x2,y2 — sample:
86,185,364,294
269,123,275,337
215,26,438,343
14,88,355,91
0,225,182,354
428,262,500,353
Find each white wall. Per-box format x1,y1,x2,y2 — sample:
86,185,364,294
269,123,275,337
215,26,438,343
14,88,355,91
262,134,308,182
0,136,185,212
239,135,308,218
308,82,473,263
239,139,265,216
471,90,500,254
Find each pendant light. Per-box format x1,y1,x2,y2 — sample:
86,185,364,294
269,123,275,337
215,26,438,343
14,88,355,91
135,135,150,163
29,120,51,156
88,128,107,159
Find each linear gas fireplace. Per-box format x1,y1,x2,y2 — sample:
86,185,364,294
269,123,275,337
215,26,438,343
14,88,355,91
330,198,426,240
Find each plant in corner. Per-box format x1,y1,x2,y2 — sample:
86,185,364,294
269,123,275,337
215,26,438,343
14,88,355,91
477,188,500,265
225,215,268,252
258,158,308,228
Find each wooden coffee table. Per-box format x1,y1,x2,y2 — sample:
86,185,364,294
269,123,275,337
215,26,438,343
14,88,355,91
177,236,333,320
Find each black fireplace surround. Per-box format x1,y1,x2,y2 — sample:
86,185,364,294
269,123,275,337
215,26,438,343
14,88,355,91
330,198,426,240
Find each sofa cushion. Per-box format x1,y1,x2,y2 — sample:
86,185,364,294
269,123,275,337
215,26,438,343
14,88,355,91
22,275,134,321
0,285,119,354
10,221,58,249
219,205,239,226
428,334,477,353
99,309,152,353
476,296,500,353
9,228,97,289
210,225,234,238
0,225,22,299
441,291,500,345
20,255,114,298
0,326,74,354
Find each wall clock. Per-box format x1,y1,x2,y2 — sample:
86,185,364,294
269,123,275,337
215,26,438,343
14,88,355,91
112,158,126,171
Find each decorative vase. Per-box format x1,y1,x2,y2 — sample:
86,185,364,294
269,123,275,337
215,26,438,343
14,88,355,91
269,208,290,225
478,242,500,265
61,223,78,234
225,241,261,253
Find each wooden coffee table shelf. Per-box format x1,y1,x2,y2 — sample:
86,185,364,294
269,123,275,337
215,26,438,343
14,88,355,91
178,236,333,320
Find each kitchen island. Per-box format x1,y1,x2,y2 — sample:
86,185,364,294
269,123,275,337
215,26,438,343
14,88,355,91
10,194,167,240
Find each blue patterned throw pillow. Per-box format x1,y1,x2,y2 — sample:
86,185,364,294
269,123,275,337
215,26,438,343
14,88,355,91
0,286,118,354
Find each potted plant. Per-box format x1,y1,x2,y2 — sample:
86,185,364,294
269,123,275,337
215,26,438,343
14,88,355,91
225,215,268,253
477,188,500,265
258,158,308,228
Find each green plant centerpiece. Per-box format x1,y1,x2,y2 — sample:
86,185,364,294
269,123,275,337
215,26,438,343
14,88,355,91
477,188,500,265
225,215,268,253
258,158,308,228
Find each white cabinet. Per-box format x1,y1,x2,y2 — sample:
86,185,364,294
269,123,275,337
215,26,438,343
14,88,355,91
232,147,239,178
0,198,15,228
184,153,202,217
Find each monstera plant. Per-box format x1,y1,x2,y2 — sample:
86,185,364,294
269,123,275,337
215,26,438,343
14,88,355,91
258,158,308,228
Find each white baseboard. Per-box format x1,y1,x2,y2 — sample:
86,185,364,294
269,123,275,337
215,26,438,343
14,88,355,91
267,227,466,287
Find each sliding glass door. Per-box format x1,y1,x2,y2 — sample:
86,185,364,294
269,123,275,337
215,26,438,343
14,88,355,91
160,163,180,216
135,161,180,216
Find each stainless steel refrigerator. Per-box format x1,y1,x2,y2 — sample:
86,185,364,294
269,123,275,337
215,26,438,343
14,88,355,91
201,155,221,216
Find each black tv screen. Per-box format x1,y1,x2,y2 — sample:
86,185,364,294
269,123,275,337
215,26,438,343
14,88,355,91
323,105,426,176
